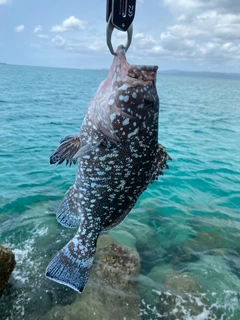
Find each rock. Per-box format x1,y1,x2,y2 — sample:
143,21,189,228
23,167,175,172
109,228,137,249
157,272,215,319
43,238,142,320
164,272,201,294
96,234,117,250
110,218,165,273
0,245,16,298
138,264,173,319
186,229,237,253
147,264,173,286
127,219,166,273
188,255,240,319
126,219,155,248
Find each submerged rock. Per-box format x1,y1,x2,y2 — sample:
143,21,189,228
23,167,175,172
157,272,215,319
43,236,141,320
0,245,16,298
109,228,137,250
187,229,238,253
188,255,240,319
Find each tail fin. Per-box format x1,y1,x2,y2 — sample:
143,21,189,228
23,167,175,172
45,217,101,293
57,185,82,228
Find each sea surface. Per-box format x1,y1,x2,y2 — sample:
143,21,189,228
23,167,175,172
0,64,240,319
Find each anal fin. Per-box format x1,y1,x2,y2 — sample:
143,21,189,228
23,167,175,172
50,134,81,166
57,185,82,228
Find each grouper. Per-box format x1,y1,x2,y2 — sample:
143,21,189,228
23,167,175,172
45,45,171,293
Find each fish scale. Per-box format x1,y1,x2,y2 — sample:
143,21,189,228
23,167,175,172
45,45,171,292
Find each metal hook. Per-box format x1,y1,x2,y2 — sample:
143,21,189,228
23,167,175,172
106,13,133,55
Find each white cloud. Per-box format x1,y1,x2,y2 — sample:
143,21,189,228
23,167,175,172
163,0,240,20
38,34,49,39
133,33,156,48
0,0,11,4
152,0,240,69
52,35,66,47
33,25,42,33
51,16,86,33
160,32,195,52
51,34,106,54
164,10,240,43
32,0,240,71
14,25,25,32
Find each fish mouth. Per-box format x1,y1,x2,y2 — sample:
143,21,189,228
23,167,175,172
111,45,158,83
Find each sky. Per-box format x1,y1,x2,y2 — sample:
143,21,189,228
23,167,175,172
0,0,240,72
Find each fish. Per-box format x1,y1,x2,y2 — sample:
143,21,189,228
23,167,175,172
45,45,171,293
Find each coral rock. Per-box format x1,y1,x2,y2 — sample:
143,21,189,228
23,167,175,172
0,245,16,298
43,236,142,320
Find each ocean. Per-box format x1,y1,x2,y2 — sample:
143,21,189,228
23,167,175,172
0,64,240,319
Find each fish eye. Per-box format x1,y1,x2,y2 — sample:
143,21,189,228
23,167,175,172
145,95,154,107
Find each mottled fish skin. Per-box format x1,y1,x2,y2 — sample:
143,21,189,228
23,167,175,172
46,45,171,293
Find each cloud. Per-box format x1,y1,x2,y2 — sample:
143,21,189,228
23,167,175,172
150,0,240,69
170,12,240,41
52,35,66,47
51,16,86,33
164,0,240,16
34,0,240,71
33,25,42,33
14,25,25,32
51,34,106,54
0,0,11,4
38,34,49,39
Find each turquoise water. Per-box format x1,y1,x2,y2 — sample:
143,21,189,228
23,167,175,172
0,64,240,319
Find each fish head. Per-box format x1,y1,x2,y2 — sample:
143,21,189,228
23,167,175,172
106,45,159,141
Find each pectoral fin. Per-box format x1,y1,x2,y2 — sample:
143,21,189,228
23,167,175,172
72,141,102,159
97,122,120,145
50,134,81,166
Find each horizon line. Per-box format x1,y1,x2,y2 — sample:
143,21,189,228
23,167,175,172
1,62,240,77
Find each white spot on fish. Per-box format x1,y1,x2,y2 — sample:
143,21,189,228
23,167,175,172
91,183,97,188
108,99,115,106
122,118,130,126
118,83,128,90
132,92,137,99
110,113,116,122
128,128,139,138
119,95,129,102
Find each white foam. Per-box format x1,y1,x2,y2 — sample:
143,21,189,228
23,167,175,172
140,289,240,320
3,226,48,284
